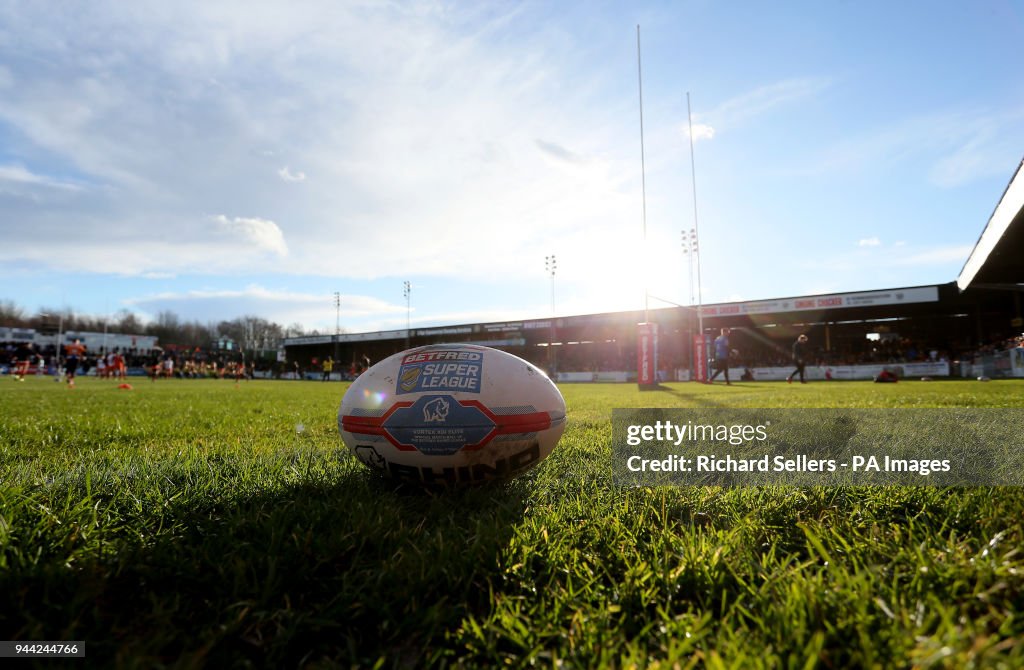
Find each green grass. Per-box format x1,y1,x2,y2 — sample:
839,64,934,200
2,376,1023,668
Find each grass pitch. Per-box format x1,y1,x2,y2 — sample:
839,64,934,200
2,376,1023,668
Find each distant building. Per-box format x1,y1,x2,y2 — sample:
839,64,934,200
213,336,238,351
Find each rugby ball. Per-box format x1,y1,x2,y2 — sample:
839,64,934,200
338,344,566,485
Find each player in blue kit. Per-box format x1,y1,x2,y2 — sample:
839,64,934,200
707,328,737,385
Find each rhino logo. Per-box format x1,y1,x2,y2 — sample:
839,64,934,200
423,397,450,422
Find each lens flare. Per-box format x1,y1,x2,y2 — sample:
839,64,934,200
362,388,388,407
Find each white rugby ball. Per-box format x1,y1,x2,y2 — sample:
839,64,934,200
338,344,566,485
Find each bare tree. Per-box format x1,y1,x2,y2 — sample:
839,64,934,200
147,310,183,347
4,299,291,356
114,309,144,334
0,299,28,327
32,307,76,333
176,320,216,349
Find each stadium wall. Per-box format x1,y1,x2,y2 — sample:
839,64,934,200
554,361,953,383
963,348,1024,379
0,327,158,353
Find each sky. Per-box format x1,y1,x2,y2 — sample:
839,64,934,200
2,0,1023,335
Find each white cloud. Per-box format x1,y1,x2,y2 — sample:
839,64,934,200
799,242,974,283
685,123,715,142
123,282,573,333
0,1,638,284
717,78,831,121
927,124,1007,187
211,215,288,257
277,166,306,182
892,244,973,266
800,107,1024,185
800,283,842,297
694,77,831,137
858,237,881,247
535,139,586,165
0,164,82,191
124,285,406,330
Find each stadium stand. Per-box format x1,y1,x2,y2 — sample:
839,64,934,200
285,155,1024,382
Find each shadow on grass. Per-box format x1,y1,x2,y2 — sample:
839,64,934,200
652,383,729,409
0,463,531,668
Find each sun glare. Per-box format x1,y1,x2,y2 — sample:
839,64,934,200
361,388,388,407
